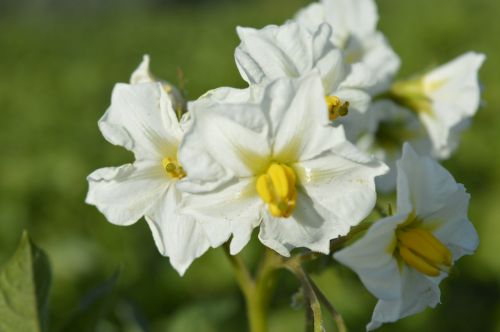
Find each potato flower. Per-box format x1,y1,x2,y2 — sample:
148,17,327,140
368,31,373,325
86,82,210,275
177,74,388,256
334,143,479,330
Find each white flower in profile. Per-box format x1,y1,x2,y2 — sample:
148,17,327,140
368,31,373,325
86,82,210,275
390,52,485,159
334,144,479,330
178,74,388,256
295,0,400,94
130,54,186,115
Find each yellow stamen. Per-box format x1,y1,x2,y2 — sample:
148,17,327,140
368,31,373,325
256,163,297,218
325,96,349,121
396,228,452,277
162,157,186,179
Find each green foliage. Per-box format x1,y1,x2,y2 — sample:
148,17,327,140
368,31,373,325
0,232,51,332
58,270,119,332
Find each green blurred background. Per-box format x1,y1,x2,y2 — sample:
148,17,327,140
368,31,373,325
0,0,499,331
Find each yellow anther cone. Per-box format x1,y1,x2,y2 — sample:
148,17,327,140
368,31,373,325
256,163,297,218
399,246,441,277
268,163,290,198
397,228,452,277
256,175,273,203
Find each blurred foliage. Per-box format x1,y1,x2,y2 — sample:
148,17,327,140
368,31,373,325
0,0,499,331
0,233,51,332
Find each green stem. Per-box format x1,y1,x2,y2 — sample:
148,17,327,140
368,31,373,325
224,246,281,332
309,276,348,332
285,260,324,332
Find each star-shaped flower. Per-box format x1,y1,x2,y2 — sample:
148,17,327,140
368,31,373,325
334,143,479,330
178,74,388,256
86,82,210,275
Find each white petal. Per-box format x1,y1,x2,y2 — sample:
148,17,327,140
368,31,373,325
295,0,398,94
235,20,371,101
129,55,186,113
234,46,267,85
258,191,332,256
333,88,371,141
357,33,401,94
441,216,479,260
367,266,440,330
339,63,375,92
145,187,211,276
297,141,388,233
322,0,379,42
422,52,485,158
265,74,342,162
235,22,314,84
130,54,155,84
424,184,479,260
425,52,485,118
99,82,182,160
196,85,264,105
397,143,463,217
310,23,353,93
182,178,261,254
316,47,351,93
179,99,270,191
312,22,335,60
295,2,326,32
86,160,168,226
334,214,404,300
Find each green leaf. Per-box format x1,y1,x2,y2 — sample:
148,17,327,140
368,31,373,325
0,231,52,332
58,270,119,332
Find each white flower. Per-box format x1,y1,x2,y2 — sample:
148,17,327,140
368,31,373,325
295,0,400,94
334,143,479,330
390,52,485,159
356,100,431,192
86,82,210,275
178,74,388,256
130,54,186,115
234,20,372,141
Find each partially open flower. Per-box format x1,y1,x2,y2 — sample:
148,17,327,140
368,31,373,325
389,52,485,159
334,144,479,330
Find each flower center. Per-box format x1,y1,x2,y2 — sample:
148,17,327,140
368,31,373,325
389,78,433,115
396,227,452,277
162,157,186,179
256,163,297,218
325,96,349,121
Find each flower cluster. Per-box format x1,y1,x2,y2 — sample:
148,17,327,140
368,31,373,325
86,0,484,329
